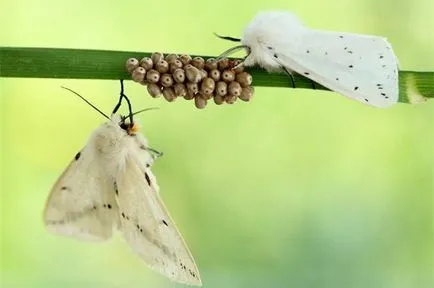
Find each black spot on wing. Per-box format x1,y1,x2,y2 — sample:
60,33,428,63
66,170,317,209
61,186,69,191
179,262,199,279
120,213,177,260
189,269,196,278
114,181,119,196
162,220,168,226
120,212,130,220
102,203,113,209
74,152,81,160
144,172,151,186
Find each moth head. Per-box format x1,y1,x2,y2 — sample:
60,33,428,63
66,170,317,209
113,114,141,136
114,106,158,136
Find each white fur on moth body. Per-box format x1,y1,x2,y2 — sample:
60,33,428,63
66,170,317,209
223,11,399,108
44,114,202,286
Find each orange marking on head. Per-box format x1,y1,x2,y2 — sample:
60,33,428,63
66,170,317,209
128,123,140,134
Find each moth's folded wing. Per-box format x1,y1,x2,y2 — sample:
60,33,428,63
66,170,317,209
274,30,399,107
116,156,202,286
44,148,119,242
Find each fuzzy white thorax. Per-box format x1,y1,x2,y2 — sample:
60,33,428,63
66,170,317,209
241,11,304,72
87,114,150,175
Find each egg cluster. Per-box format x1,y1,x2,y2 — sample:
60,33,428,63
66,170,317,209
125,53,254,109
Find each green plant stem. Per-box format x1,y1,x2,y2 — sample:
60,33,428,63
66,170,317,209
1,47,433,103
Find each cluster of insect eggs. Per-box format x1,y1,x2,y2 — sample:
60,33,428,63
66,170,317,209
125,53,254,109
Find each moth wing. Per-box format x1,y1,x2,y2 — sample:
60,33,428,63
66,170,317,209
115,155,202,286
273,30,399,107
44,147,119,242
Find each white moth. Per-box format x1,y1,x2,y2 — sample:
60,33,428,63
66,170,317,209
43,91,202,286
217,10,399,107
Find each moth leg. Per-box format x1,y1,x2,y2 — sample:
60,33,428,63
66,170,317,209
282,66,296,88
140,145,164,160
112,79,124,115
147,147,164,159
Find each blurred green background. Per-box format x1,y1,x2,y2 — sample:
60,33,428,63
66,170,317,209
1,0,433,287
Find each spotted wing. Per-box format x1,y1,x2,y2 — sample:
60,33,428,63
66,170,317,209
115,154,202,286
44,147,119,242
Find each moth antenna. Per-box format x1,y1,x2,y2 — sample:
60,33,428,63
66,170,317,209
129,107,160,118
213,32,241,42
215,45,249,61
61,86,110,120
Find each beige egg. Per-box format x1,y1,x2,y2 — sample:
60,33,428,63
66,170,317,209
151,52,164,64
147,83,162,98
225,94,237,104
199,69,208,80
146,69,160,83
213,94,224,105
209,69,221,81
165,53,178,64
139,57,153,70
205,58,218,70
194,96,207,109
236,72,253,87
191,57,205,69
221,70,235,82
228,81,242,97
173,68,186,83
126,58,139,73
186,82,199,98
160,73,174,88
215,81,228,96
174,83,187,97
155,60,169,73
218,58,229,70
169,60,183,73
179,54,192,65
239,86,254,102
185,65,202,83
131,67,146,83
162,87,177,102
200,77,215,96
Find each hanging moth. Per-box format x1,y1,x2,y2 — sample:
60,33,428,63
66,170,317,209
43,90,202,286
217,10,400,108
